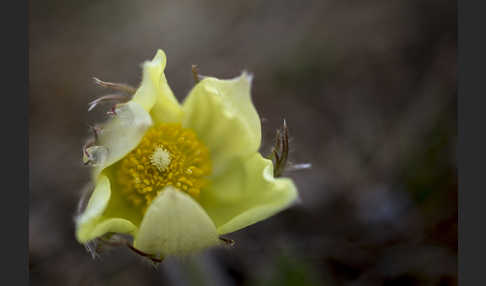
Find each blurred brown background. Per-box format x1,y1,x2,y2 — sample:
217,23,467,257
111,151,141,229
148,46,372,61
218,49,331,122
29,0,457,285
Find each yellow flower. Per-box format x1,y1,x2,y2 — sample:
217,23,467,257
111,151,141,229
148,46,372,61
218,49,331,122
75,50,298,259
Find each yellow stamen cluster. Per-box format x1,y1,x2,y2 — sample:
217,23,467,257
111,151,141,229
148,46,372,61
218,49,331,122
115,123,211,211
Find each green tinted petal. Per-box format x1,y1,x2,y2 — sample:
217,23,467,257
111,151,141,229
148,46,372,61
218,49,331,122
88,218,137,239
93,101,152,176
199,153,298,235
131,49,183,123
182,72,261,174
76,175,110,228
75,175,137,243
134,187,220,257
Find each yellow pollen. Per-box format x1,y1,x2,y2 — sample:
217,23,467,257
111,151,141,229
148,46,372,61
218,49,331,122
114,123,211,211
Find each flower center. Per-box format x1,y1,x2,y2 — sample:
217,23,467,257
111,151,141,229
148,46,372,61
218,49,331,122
115,123,211,210
150,146,171,171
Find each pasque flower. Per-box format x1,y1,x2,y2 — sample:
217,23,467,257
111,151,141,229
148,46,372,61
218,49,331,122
76,50,298,260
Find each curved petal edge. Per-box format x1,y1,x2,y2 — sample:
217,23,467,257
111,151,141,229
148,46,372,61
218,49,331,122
93,101,153,177
182,72,262,174
75,175,137,243
134,187,220,257
199,153,299,235
131,49,183,123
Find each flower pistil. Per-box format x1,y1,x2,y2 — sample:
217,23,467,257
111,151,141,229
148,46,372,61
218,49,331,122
114,123,212,210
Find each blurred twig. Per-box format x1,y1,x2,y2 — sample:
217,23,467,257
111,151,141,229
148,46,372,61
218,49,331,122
192,65,200,83
271,120,289,177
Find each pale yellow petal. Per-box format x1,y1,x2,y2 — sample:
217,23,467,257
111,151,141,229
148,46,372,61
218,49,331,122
182,72,261,175
93,101,152,176
131,49,183,123
134,187,220,257
75,175,137,243
76,175,110,227
87,218,137,240
199,153,298,235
